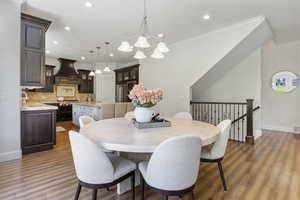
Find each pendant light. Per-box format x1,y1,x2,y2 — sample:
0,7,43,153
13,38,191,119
103,42,111,72
88,50,96,76
117,0,170,59
95,46,102,74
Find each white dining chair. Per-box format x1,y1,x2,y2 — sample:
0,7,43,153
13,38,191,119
138,136,202,200
173,112,193,120
200,119,231,191
124,111,135,120
69,131,136,200
79,115,113,154
79,115,95,129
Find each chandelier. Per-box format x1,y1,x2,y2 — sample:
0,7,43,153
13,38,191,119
117,0,170,59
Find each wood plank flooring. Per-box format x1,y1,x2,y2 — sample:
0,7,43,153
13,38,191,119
0,122,299,200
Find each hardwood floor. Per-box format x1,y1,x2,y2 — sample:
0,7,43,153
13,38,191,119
0,122,299,200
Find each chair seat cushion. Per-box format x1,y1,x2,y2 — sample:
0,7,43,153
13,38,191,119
108,154,136,180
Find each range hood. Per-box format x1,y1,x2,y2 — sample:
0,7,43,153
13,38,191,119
55,58,80,84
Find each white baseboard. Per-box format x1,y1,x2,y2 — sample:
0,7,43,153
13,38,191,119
263,125,295,133
0,150,22,162
254,129,262,139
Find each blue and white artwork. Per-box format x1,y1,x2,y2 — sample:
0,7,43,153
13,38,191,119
272,71,299,93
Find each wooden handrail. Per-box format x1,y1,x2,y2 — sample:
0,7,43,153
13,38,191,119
232,106,260,124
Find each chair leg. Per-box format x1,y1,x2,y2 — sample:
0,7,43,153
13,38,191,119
92,189,98,200
189,191,195,200
74,183,81,200
217,161,228,191
131,172,135,200
140,174,145,200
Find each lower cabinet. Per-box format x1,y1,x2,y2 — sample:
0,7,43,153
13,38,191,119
21,110,56,154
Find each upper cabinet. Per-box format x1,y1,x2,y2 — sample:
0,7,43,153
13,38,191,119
34,65,56,92
114,65,139,102
21,13,51,87
78,70,94,94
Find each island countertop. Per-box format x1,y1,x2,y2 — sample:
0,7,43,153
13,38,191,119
21,103,58,111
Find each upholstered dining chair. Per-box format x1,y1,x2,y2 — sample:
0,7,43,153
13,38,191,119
79,115,113,154
173,112,193,120
69,131,136,200
200,119,231,191
138,136,202,200
125,111,135,120
79,115,95,129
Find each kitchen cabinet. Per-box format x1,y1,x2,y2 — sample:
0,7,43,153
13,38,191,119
114,65,139,102
21,13,51,87
21,110,56,154
78,70,94,93
35,65,55,92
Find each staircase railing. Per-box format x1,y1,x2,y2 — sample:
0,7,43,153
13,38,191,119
190,99,258,144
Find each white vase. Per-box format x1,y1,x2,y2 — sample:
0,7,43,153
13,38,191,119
134,107,154,123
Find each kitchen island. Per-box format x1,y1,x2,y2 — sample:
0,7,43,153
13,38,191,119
21,103,58,154
72,102,134,126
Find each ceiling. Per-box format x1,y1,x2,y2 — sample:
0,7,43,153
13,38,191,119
22,0,300,63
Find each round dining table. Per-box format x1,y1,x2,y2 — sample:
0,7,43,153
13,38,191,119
80,117,220,153
80,117,220,195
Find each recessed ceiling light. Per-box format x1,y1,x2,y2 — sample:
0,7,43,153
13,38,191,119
85,1,93,7
53,41,58,45
110,53,114,57
81,56,86,60
64,26,71,31
46,50,50,54
203,14,210,20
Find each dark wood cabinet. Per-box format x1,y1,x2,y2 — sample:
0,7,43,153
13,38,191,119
114,65,139,102
21,110,56,154
21,13,51,87
78,70,94,93
35,65,55,92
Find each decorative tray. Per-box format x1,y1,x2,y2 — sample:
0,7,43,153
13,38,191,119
132,119,171,129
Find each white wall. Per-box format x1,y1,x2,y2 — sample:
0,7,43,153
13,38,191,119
262,40,300,132
192,49,262,136
0,0,22,162
140,17,269,116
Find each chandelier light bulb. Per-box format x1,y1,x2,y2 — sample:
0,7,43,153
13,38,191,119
157,42,170,53
151,48,165,59
134,50,147,59
118,41,133,52
134,36,150,48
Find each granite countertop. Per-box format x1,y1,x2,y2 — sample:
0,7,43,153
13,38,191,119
72,102,102,107
21,103,58,111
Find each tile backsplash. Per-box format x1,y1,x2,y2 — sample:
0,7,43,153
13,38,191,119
25,84,95,102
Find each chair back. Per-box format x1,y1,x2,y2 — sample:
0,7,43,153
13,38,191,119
173,112,193,120
210,120,232,159
69,131,114,184
146,136,202,191
124,111,135,120
79,115,95,129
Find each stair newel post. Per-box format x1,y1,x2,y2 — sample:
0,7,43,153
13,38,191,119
246,99,254,144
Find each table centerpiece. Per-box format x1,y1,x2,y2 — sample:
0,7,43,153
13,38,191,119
128,84,163,123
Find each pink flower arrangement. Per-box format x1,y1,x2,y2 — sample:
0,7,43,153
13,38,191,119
128,84,163,107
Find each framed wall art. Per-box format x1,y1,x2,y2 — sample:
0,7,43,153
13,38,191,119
272,71,299,93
